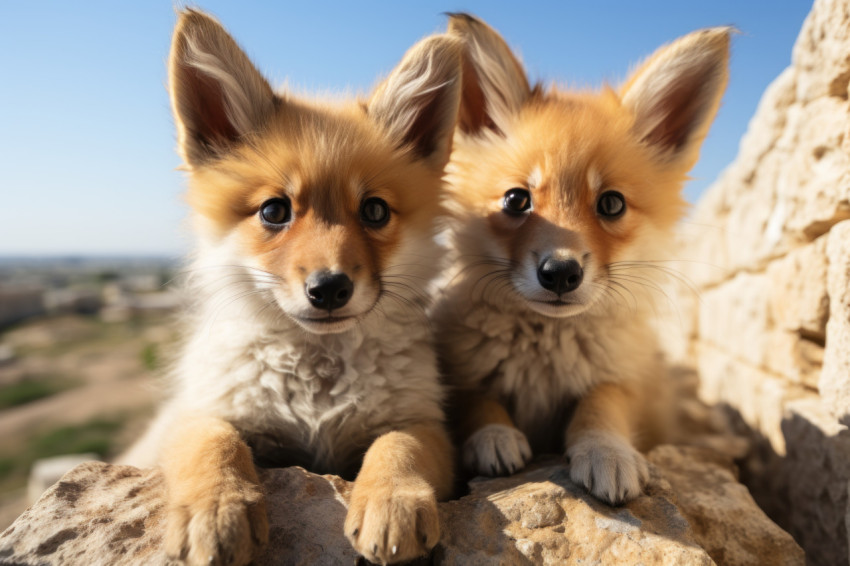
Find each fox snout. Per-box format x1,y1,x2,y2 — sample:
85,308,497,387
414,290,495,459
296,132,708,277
537,257,583,295
305,270,354,311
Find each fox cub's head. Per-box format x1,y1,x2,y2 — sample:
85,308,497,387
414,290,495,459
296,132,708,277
445,15,729,318
170,10,461,334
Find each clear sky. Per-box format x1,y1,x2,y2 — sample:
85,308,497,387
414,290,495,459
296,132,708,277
0,1,813,256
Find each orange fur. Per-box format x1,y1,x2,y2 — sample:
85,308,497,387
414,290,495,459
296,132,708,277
438,15,730,505
345,424,453,563
147,9,463,565
161,415,268,566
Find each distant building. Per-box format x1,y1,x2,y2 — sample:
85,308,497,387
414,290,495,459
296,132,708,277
43,288,102,315
0,286,45,327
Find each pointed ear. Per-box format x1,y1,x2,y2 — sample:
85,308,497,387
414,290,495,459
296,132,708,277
620,27,731,169
368,35,462,170
446,14,531,136
169,9,276,167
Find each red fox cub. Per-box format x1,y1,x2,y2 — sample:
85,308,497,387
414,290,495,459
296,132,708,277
436,14,730,505
121,10,462,565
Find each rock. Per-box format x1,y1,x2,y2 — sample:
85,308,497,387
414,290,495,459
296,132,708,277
27,454,100,505
436,458,710,565
698,272,770,369
1,463,166,565
648,446,805,566
764,330,823,389
673,0,850,561
822,220,850,422
696,343,810,455
766,235,829,340
742,399,850,566
0,449,803,566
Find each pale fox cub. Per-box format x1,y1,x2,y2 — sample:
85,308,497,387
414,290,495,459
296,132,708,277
435,14,730,504
120,9,462,565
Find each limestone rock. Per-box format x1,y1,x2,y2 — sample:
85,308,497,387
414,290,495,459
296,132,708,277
697,342,811,455
0,449,803,566
675,1,850,560
698,272,770,369
764,330,823,389
27,453,100,505
742,399,850,566
822,220,850,422
766,235,829,340
648,446,804,566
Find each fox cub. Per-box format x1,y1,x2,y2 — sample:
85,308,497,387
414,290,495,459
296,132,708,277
120,9,463,565
435,15,730,504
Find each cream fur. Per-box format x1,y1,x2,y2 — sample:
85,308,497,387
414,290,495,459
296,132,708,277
435,264,662,451
121,9,463,565
122,233,445,477
439,14,729,506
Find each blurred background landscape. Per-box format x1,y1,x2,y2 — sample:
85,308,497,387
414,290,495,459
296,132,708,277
0,1,813,530
0,257,179,526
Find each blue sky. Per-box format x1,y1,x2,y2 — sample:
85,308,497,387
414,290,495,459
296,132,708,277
0,1,813,256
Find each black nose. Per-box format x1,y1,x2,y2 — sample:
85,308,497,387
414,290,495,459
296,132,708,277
537,258,583,294
305,271,354,310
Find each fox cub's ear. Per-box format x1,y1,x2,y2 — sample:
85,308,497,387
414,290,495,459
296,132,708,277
446,14,531,136
368,35,463,171
169,9,275,167
620,28,731,169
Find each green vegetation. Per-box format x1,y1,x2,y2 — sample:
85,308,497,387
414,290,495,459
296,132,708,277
0,458,14,478
30,417,125,458
140,343,159,371
0,375,78,410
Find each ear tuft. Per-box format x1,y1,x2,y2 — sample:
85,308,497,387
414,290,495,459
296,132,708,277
368,35,463,170
169,9,275,167
621,27,731,168
447,14,531,136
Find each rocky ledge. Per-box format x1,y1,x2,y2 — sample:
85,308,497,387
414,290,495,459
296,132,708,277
0,445,802,565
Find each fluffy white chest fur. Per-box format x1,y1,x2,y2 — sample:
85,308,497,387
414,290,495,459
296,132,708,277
122,243,444,478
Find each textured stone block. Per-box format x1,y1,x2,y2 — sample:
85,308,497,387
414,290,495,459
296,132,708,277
782,98,850,238
792,0,850,103
822,220,850,421
767,236,829,339
780,399,850,565
697,343,808,455
765,330,823,389
698,272,770,369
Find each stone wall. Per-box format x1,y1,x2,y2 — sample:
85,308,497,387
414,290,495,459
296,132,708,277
671,0,850,563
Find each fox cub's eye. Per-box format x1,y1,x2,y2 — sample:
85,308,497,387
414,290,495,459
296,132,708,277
502,188,532,215
596,191,626,219
360,197,390,228
259,197,292,228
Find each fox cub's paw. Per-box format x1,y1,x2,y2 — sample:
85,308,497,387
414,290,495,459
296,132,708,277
345,476,440,564
567,431,649,505
165,480,268,566
463,423,532,477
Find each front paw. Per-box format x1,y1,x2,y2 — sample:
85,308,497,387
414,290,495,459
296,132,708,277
345,477,439,564
463,423,532,477
165,481,268,566
567,431,649,505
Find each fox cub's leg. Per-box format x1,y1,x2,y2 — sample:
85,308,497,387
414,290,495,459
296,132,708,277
456,394,532,477
345,423,453,564
161,415,268,566
566,382,649,505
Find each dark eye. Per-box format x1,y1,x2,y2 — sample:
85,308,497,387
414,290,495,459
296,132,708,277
360,197,390,228
596,191,626,219
502,188,532,215
259,197,292,228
